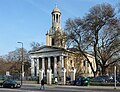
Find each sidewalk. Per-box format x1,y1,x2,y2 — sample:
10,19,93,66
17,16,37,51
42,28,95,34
23,83,120,90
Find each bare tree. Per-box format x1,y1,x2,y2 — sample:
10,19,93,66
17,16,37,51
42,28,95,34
0,48,31,77
65,3,120,77
5,48,29,62
30,42,41,51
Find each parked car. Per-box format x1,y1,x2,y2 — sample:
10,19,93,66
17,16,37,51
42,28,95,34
27,76,38,81
91,76,105,82
2,80,21,88
0,82,3,87
70,76,90,86
91,75,114,83
117,75,120,82
66,76,71,81
66,76,71,83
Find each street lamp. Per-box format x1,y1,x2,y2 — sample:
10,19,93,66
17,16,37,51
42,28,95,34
114,64,117,89
17,42,24,85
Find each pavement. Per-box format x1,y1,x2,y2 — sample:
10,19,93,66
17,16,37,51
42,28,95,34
23,83,120,90
0,83,120,92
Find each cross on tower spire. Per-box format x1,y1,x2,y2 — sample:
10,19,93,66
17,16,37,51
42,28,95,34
55,3,57,8
55,0,58,8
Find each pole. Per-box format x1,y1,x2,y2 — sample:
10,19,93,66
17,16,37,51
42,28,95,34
114,65,116,89
17,42,24,85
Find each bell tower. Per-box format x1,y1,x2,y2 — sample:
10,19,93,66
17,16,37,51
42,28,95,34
46,6,66,48
51,5,61,30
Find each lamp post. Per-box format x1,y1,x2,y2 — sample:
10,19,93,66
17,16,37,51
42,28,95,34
114,64,117,89
17,42,24,85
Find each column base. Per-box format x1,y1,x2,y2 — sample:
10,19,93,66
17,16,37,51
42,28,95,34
61,67,66,85
47,69,52,85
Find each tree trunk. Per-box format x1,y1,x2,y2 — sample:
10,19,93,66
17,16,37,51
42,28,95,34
101,67,106,75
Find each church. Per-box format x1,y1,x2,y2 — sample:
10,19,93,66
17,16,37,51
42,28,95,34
30,6,96,84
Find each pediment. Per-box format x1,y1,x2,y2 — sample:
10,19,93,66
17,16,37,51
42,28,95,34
31,45,65,53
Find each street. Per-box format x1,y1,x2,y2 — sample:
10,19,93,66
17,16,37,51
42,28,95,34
0,84,120,92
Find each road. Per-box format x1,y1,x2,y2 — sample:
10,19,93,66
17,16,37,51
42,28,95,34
0,84,120,92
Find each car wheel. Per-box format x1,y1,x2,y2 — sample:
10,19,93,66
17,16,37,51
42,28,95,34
11,85,14,88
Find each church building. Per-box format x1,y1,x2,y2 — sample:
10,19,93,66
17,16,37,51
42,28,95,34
30,6,96,83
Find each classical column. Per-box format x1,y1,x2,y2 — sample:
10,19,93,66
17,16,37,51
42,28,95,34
61,68,66,85
60,56,64,77
31,58,35,77
36,58,39,76
60,56,64,68
54,56,57,77
52,14,54,25
42,58,45,70
59,15,60,23
70,67,76,82
47,57,52,85
55,14,56,23
85,61,88,76
34,59,37,76
59,56,62,73
58,14,59,24
48,57,51,69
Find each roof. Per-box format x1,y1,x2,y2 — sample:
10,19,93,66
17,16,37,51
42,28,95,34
52,7,61,13
29,45,65,54
29,45,78,55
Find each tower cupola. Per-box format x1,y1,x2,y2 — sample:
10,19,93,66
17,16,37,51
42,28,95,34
46,6,66,48
51,6,61,30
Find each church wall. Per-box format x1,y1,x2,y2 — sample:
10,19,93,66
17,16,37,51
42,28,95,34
64,52,95,77
30,6,96,79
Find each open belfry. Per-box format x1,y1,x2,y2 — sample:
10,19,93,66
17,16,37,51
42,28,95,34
30,6,95,84
46,6,66,48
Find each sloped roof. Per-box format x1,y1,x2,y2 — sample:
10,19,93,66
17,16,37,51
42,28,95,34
29,45,80,55
30,45,66,54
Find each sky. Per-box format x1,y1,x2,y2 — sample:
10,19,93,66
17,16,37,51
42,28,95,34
0,0,119,56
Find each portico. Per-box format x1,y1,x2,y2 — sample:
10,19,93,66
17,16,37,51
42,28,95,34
30,46,67,80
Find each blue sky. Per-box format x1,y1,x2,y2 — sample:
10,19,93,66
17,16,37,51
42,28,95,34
0,0,119,56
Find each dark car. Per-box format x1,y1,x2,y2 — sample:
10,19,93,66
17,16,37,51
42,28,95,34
2,80,21,88
71,76,90,86
91,76,106,82
66,76,71,84
91,75,114,83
